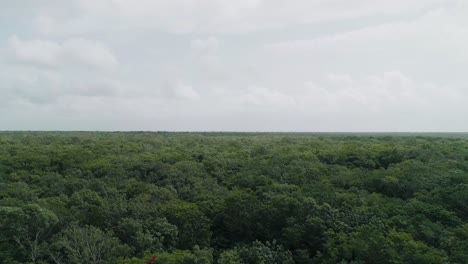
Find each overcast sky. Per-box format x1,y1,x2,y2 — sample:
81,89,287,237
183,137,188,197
1,0,467,131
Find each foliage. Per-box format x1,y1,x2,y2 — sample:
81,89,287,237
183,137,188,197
1,132,468,263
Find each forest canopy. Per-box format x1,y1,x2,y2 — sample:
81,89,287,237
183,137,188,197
1,132,468,263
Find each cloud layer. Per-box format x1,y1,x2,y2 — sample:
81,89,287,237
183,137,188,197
1,0,467,131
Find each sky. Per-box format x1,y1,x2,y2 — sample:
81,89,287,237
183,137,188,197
1,0,467,131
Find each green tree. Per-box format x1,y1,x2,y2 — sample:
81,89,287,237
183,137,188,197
0,204,58,263
50,224,130,264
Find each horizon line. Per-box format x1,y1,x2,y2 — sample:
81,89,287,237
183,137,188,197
1,130,468,134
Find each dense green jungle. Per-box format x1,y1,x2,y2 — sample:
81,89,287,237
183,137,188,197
1,132,468,263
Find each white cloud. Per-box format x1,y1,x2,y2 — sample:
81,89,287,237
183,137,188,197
243,85,296,107
190,36,219,55
161,82,200,100
265,6,468,65
62,38,119,70
8,36,118,70
27,0,452,35
173,84,200,100
0,62,126,106
8,36,62,66
298,71,459,115
34,15,55,34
